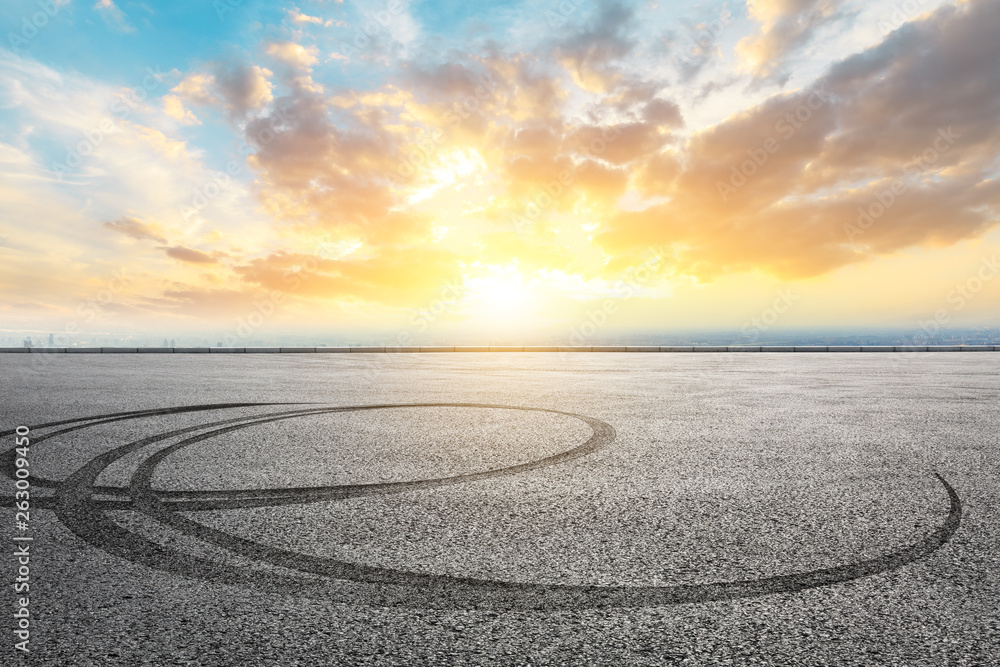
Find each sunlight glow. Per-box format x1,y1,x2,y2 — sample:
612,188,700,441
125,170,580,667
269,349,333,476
463,264,541,323
407,148,487,205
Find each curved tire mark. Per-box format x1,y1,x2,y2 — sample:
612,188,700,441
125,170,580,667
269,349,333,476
5,403,964,610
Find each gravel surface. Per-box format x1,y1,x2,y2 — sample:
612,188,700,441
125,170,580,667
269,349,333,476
1,353,997,665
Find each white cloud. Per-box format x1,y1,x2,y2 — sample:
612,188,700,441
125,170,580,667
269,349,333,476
93,0,135,34
0,52,279,289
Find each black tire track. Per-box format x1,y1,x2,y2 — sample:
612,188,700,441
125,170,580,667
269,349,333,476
1,403,302,489
5,403,964,610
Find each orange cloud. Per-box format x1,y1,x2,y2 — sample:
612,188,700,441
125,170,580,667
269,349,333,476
551,0,636,93
265,41,319,70
166,61,274,122
233,247,464,306
600,0,1000,280
162,0,1000,312
162,246,222,264
737,0,850,85
104,216,167,243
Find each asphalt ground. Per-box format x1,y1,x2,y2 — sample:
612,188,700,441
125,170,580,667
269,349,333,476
1,353,997,665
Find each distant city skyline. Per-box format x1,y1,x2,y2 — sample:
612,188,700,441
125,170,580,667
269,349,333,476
6,326,1000,349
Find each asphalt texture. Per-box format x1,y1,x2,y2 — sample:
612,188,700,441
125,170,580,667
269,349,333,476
1,353,997,665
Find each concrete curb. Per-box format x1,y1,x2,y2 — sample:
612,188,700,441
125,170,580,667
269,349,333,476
6,346,999,354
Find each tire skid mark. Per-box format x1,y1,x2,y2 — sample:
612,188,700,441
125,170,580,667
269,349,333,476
1,403,303,488
2,403,964,610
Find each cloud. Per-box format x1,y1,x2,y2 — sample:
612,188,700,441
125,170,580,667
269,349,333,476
667,6,735,83
600,0,1000,279
602,80,684,128
213,62,275,117
265,41,320,71
551,0,636,93
165,62,274,122
93,0,135,34
0,51,261,255
642,98,684,127
103,216,167,243
217,38,671,253
289,11,323,25
143,1,1000,299
5,0,1000,334
233,247,463,305
15,0,992,327
162,246,222,264
737,0,852,85
244,83,403,239
568,123,669,166
154,287,271,319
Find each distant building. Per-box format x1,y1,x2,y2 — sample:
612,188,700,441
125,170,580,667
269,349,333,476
48,333,54,346
23,338,31,348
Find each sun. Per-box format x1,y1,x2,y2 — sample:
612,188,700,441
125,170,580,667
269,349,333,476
477,276,531,313
463,265,539,323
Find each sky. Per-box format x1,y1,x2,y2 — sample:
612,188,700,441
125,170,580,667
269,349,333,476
1,0,999,344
